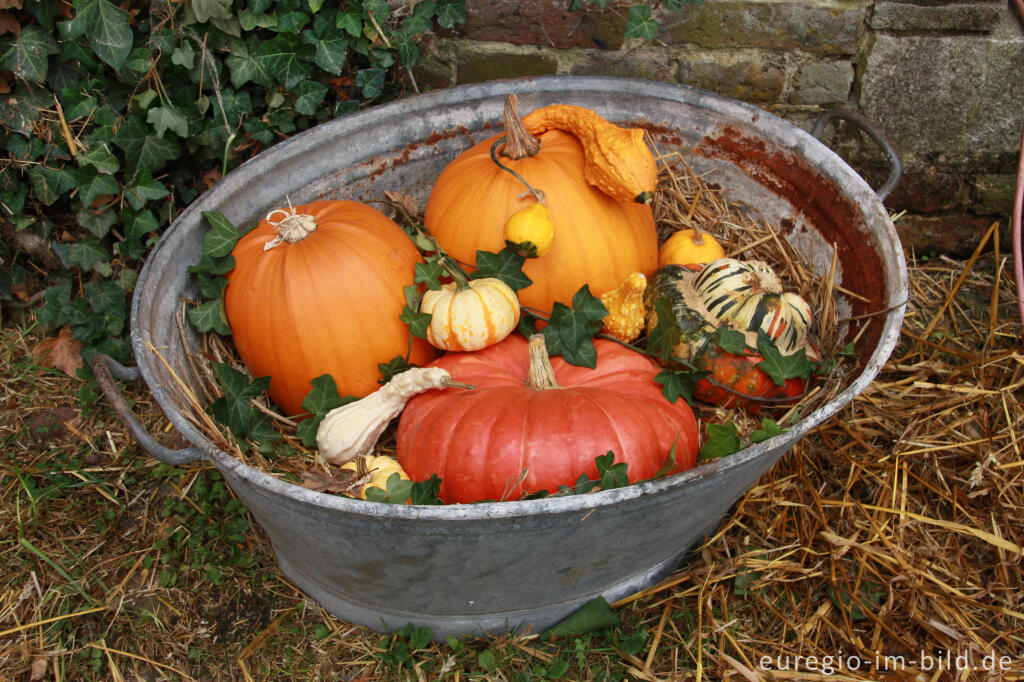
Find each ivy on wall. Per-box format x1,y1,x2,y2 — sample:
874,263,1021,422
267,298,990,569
0,0,465,369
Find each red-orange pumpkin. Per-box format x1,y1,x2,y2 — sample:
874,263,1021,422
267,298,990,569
395,335,699,503
224,199,437,417
423,103,658,317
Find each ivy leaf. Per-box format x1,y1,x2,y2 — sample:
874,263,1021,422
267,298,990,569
77,206,117,239
336,9,363,37
699,422,742,461
68,239,110,273
542,597,621,638
755,331,814,386
355,67,386,99
1,85,51,137
595,452,629,490
414,256,445,291
187,298,231,336
543,285,607,368
124,171,169,210
201,211,241,258
303,30,348,75
1,25,59,83
401,305,433,340
624,4,659,42
435,0,467,29
146,105,189,139
364,474,413,504
295,374,356,444
654,368,707,405
226,38,274,88
471,247,532,291
751,418,788,444
378,356,417,383
74,166,121,207
78,144,120,175
67,0,134,71
195,274,228,301
715,326,748,355
27,165,77,206
292,80,328,116
112,115,181,175
408,475,444,505
645,298,682,362
256,34,314,89
192,0,234,23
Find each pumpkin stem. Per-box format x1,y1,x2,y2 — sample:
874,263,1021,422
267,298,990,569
438,254,473,292
526,334,561,390
263,208,317,250
500,94,541,160
490,137,546,206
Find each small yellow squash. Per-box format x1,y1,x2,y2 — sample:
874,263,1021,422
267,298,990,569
340,454,411,500
504,202,555,258
420,277,521,351
658,229,725,268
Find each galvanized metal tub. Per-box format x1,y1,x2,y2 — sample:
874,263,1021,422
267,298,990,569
97,76,907,639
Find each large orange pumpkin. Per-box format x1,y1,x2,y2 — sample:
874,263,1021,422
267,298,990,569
423,101,658,317
396,335,700,503
224,199,437,417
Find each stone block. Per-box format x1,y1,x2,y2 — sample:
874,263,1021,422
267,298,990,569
454,47,559,85
861,34,1024,155
791,61,854,105
678,50,786,103
457,0,628,50
569,50,676,82
871,2,1004,32
972,174,1017,216
895,214,1008,257
658,2,868,55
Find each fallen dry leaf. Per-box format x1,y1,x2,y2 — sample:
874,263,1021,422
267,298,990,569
26,407,82,442
0,10,19,35
32,326,83,377
0,0,22,9
202,168,222,189
383,190,419,218
29,657,47,681
0,71,11,95
300,467,362,495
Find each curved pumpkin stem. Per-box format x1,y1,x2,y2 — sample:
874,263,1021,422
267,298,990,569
526,334,561,390
263,207,318,251
499,94,541,160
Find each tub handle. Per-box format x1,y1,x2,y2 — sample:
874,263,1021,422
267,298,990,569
92,354,207,466
811,108,902,202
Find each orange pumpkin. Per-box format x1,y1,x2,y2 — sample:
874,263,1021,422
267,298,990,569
224,199,437,417
423,98,658,316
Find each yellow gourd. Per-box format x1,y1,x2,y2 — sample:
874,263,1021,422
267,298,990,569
504,202,555,257
523,104,658,204
340,455,411,500
316,367,474,465
658,229,725,268
600,272,648,343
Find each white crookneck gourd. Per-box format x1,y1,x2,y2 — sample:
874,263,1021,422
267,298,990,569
316,367,474,465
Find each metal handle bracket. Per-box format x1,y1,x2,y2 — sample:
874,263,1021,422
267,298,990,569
811,108,903,202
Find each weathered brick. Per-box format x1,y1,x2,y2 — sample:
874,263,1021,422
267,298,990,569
862,35,1024,155
678,51,786,103
657,2,869,55
972,174,1017,216
455,48,559,85
456,0,629,50
569,50,676,82
791,61,854,105
894,214,1008,257
871,2,1003,32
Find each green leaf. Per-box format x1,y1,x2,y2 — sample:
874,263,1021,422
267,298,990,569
308,0,325,12
336,9,362,37
1,84,50,137
192,0,234,23
124,171,169,210
364,474,414,504
28,165,77,206
755,332,814,386
226,39,274,87
645,298,682,362
292,80,328,116
414,256,445,291
188,299,231,336
305,31,348,75
188,252,236,277
68,0,134,71
355,67,386,99
171,42,196,69
699,422,742,461
1,25,59,83
112,115,181,175
77,206,117,239
378,356,417,383
68,239,110,273
74,166,121,207
715,326,747,354
131,88,158,110
147,105,189,139
400,304,433,339
624,5,659,41
273,9,311,33
300,374,354,418
78,144,120,174
470,247,532,291
595,452,629,490
435,0,467,29
201,211,241,258
751,418,788,444
541,597,621,638
256,34,314,89
543,285,607,368
654,368,707,405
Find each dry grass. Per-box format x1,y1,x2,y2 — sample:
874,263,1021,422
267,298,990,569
2,190,1023,679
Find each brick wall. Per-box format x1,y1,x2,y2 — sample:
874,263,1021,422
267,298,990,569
414,0,1023,255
